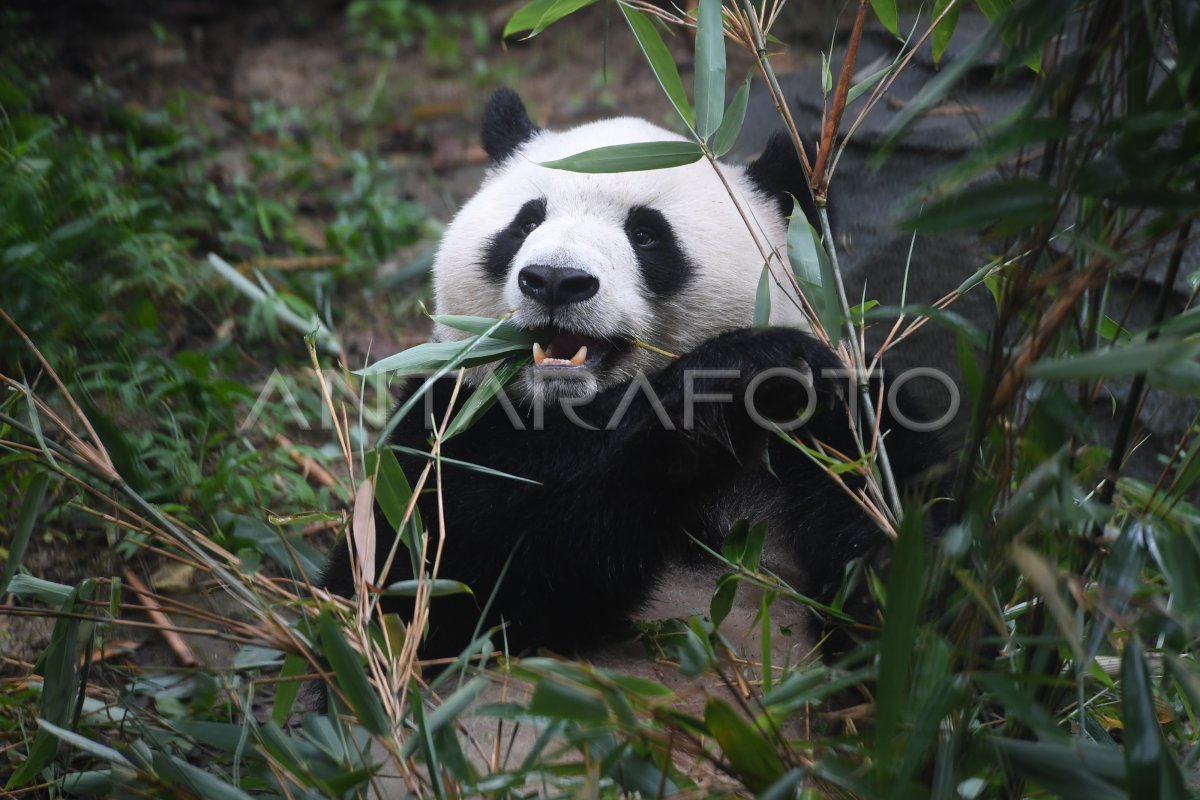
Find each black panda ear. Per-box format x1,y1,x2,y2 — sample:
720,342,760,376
482,88,540,163
746,132,820,231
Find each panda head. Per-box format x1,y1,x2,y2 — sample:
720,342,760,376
432,89,815,404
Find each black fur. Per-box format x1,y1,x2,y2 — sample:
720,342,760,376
483,198,546,281
625,206,694,298
320,329,941,660
481,88,539,162
746,131,822,230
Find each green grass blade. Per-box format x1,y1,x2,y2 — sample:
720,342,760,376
693,0,726,140
619,3,695,130
538,140,704,172
0,470,49,595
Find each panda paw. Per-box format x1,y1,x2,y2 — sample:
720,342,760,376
665,327,845,434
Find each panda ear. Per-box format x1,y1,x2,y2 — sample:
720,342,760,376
482,88,540,162
746,132,820,230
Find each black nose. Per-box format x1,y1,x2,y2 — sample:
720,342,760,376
517,265,599,307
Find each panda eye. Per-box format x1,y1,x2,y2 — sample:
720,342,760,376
519,219,541,236
630,228,659,249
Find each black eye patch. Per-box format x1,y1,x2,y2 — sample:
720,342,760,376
483,198,546,281
625,206,693,298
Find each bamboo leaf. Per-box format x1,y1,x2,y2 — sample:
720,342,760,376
787,204,844,342
712,72,751,157
503,0,599,39
355,337,527,376
36,719,132,767
430,314,536,343
380,579,473,597
1122,637,1187,799
875,513,926,782
1028,338,1200,381
539,140,704,173
0,470,48,596
271,653,308,726
366,446,420,535
316,608,390,736
931,0,962,64
704,696,786,791
619,3,695,129
351,478,376,589
870,0,900,36
754,262,772,327
710,573,738,628
904,179,1058,234
530,678,609,723
693,0,726,140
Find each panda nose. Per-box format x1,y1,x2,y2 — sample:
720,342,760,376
517,265,599,307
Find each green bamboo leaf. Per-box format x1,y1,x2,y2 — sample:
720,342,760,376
36,719,132,767
787,204,844,343
1122,637,1187,799
712,72,752,157
431,314,535,343
355,337,527,376
991,737,1126,799
380,579,473,597
870,0,900,36
539,140,704,173
152,751,256,800
847,62,892,104
619,3,695,129
5,574,73,605
931,0,962,64
0,471,48,596
444,358,528,439
366,446,419,535
389,444,542,486
875,513,926,782
753,262,772,327
399,676,490,759
975,0,1042,71
503,0,599,39
316,608,390,736
904,179,1058,234
7,580,94,789
530,678,609,723
709,573,738,628
1027,338,1200,381
693,0,726,140
270,652,308,726
704,696,786,791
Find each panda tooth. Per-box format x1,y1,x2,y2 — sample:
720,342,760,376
533,342,546,365
569,346,587,366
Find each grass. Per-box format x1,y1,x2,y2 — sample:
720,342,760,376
4,0,1200,797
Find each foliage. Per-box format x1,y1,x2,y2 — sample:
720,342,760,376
3,0,1200,798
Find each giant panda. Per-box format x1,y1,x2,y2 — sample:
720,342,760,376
321,89,941,661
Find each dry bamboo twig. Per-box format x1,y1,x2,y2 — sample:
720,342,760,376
121,567,201,668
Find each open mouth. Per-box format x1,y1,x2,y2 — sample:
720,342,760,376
529,328,630,370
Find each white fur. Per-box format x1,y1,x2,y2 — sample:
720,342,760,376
432,115,808,400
